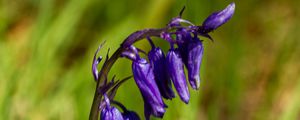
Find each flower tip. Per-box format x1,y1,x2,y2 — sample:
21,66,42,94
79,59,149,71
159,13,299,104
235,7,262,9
202,2,235,32
179,6,186,17
221,2,235,18
179,88,190,104
189,76,200,90
182,97,190,104
229,2,235,9
227,2,235,14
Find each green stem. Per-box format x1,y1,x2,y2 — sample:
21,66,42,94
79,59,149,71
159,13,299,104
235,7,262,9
89,28,167,120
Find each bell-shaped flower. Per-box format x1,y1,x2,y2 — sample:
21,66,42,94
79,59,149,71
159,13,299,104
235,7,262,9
132,58,166,118
175,29,204,90
166,47,190,104
186,37,203,90
148,38,175,99
100,94,124,120
176,28,192,65
122,46,166,119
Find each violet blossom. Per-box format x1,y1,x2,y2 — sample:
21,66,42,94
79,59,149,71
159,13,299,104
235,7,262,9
89,2,235,120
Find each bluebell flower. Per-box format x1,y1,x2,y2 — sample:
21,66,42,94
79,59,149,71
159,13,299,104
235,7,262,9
166,44,190,104
121,46,166,119
174,29,203,90
169,20,203,90
186,36,203,90
89,3,235,120
100,94,124,120
132,58,166,118
176,28,192,64
148,38,175,100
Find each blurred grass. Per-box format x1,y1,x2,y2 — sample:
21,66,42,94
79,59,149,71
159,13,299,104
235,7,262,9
1,0,300,120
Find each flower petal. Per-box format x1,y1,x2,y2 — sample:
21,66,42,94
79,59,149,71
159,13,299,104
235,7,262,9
166,49,190,103
132,58,166,117
187,38,203,89
148,47,175,99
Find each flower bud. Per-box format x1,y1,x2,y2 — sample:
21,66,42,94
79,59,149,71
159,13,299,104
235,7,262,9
176,29,203,90
187,37,203,90
132,58,166,118
100,95,124,120
148,47,175,99
202,2,235,32
176,28,192,64
166,48,190,104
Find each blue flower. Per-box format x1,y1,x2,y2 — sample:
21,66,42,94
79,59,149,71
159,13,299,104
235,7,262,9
90,2,235,120
148,38,175,100
166,44,190,104
132,58,166,118
121,46,166,119
186,36,203,90
100,94,124,120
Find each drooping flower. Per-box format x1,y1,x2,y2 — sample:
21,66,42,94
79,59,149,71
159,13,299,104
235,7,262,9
121,46,166,119
176,28,192,64
186,36,203,90
148,38,175,100
166,45,190,104
132,58,166,118
100,94,124,120
90,2,236,120
168,29,203,90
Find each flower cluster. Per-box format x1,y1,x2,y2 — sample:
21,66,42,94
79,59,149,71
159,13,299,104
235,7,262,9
90,2,235,120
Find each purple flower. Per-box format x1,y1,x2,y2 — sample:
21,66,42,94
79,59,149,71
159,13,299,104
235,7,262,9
100,95,124,120
176,28,192,64
176,29,203,90
186,36,203,90
90,3,236,120
201,2,235,33
148,38,175,100
122,46,166,119
132,58,166,118
166,46,190,104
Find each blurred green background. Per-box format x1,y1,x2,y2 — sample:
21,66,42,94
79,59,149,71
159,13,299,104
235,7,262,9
1,0,300,120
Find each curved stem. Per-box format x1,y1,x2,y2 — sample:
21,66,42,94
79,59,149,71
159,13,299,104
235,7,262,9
89,28,168,120
147,37,155,48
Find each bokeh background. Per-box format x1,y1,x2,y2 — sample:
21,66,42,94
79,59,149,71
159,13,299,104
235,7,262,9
1,0,300,120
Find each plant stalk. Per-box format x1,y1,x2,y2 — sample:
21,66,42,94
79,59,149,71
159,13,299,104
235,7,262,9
89,28,167,120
